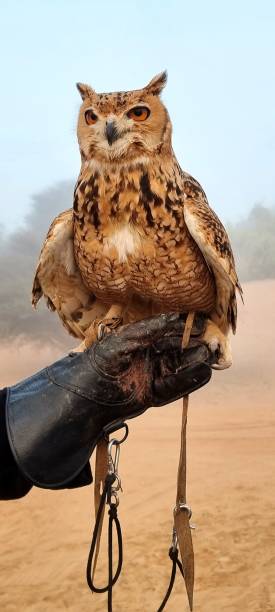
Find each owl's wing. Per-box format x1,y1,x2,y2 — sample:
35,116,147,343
183,177,243,334
32,209,107,339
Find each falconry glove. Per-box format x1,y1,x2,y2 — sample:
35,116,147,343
4,313,213,495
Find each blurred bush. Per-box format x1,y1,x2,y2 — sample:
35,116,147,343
228,204,275,282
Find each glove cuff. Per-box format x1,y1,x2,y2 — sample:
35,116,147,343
5,366,102,490
4,351,140,490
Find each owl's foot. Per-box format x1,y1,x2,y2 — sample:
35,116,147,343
71,322,99,352
76,304,124,349
83,315,123,349
203,319,232,370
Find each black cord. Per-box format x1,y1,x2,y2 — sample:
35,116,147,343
86,474,112,593
87,469,184,611
86,473,123,598
108,505,113,612
157,547,184,612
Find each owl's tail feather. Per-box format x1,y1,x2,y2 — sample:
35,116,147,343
228,293,237,335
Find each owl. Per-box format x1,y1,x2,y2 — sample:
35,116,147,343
32,71,242,368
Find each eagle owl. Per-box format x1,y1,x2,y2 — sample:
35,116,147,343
32,71,242,368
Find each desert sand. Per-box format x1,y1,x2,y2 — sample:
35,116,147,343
0,279,274,612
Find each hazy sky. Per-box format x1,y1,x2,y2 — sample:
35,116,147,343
1,0,274,232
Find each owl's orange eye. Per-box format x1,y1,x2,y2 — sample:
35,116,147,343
85,109,98,125
127,106,150,121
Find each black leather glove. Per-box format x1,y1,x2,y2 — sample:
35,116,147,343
5,313,213,494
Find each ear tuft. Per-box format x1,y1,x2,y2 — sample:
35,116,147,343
76,82,96,101
143,71,168,96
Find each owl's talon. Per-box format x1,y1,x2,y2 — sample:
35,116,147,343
97,322,105,341
97,316,123,340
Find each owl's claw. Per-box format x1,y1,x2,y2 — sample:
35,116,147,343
97,317,123,340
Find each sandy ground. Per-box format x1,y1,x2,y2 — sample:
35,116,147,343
0,279,275,612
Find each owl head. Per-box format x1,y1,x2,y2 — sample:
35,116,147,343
76,72,171,163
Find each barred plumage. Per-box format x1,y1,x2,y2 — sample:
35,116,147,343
33,72,242,367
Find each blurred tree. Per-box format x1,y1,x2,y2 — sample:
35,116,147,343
228,204,275,282
0,181,74,344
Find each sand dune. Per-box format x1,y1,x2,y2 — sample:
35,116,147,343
0,280,274,611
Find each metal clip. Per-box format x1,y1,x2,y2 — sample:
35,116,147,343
107,439,120,476
178,503,192,519
107,438,123,506
174,503,196,530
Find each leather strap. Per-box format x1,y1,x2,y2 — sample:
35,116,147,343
92,437,109,581
174,311,195,611
92,311,195,608
174,395,194,611
181,311,195,350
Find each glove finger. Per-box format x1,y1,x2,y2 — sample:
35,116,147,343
101,313,206,358
154,343,212,381
153,336,213,372
152,362,212,407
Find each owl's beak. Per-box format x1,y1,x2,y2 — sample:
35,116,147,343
105,121,119,146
